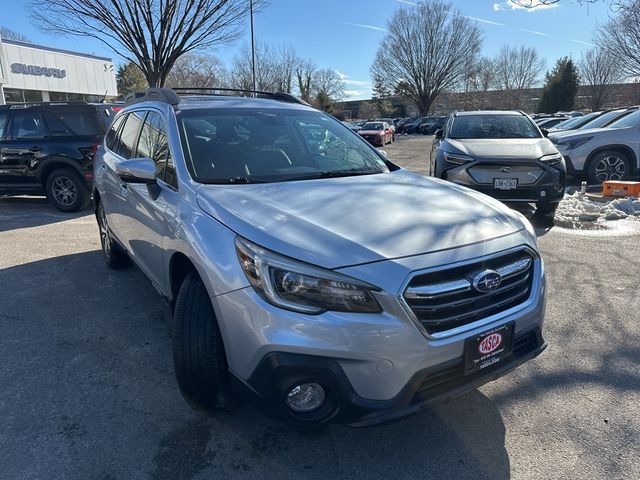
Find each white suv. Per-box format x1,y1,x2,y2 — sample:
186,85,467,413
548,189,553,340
551,109,640,183
93,88,547,426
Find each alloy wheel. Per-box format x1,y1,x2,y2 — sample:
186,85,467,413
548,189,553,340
51,176,77,207
594,155,626,182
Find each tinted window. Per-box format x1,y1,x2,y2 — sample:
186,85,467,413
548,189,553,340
607,109,640,129
362,122,384,130
177,108,389,184
115,111,144,159
10,110,46,139
46,110,100,136
582,110,630,129
449,115,541,139
136,111,175,186
0,112,7,139
105,114,126,151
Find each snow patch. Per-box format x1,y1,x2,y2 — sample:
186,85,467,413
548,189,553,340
554,193,640,230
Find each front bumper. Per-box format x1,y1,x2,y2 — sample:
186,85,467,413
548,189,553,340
442,159,566,204
232,327,546,427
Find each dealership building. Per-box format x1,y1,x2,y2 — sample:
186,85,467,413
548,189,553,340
0,37,118,105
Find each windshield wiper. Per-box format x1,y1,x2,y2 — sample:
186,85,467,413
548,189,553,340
205,176,268,184
281,169,384,182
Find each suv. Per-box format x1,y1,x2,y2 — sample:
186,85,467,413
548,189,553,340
94,88,546,426
550,108,640,183
430,111,566,216
0,102,105,211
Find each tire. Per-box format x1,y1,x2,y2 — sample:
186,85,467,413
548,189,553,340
45,168,90,212
97,202,129,268
587,150,631,184
535,201,559,217
172,272,234,411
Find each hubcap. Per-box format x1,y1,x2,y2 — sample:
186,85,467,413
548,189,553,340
595,156,626,182
52,176,77,206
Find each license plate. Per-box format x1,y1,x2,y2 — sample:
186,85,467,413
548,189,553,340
494,178,518,190
464,322,514,374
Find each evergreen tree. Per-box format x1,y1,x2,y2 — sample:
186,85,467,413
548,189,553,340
372,76,393,116
116,62,148,97
315,91,334,113
537,57,580,113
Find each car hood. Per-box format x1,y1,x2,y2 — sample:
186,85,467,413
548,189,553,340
445,138,557,159
196,170,525,269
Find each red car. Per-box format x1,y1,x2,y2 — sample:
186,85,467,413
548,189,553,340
358,121,394,147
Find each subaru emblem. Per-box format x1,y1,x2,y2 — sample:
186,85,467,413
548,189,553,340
501,166,512,173
473,270,502,293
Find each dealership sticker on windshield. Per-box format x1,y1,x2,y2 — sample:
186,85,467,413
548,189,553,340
464,322,514,374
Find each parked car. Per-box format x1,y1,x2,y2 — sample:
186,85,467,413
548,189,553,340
404,117,429,134
430,110,566,215
550,108,638,135
94,87,546,426
358,121,394,146
0,102,106,211
394,117,414,135
417,116,447,135
551,108,640,183
91,102,124,132
534,116,569,129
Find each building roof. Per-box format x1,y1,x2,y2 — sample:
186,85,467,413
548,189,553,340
0,38,113,62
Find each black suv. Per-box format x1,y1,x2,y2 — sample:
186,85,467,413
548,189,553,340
0,102,106,211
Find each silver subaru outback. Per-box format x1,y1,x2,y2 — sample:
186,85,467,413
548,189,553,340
93,88,546,426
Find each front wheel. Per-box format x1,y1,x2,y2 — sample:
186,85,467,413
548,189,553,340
172,272,234,411
45,168,90,212
97,202,129,268
587,151,631,184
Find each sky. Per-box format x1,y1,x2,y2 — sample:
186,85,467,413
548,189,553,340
2,0,614,100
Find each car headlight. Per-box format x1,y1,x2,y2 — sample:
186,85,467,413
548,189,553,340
556,136,593,150
235,237,382,314
539,153,563,165
444,152,474,165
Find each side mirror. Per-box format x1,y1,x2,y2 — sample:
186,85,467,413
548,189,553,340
434,129,443,139
116,158,156,184
541,128,549,137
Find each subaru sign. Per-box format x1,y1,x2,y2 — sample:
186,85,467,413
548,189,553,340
11,63,66,79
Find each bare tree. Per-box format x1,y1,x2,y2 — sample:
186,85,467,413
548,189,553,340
295,59,317,103
0,27,31,43
579,48,624,109
600,0,640,78
493,45,545,109
230,42,297,92
371,1,482,115
166,53,227,89
28,0,265,87
313,68,345,102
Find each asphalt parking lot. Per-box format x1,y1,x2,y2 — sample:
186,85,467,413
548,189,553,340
1,135,639,480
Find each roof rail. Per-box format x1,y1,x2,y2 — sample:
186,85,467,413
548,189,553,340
124,88,180,106
170,87,311,106
1,101,89,109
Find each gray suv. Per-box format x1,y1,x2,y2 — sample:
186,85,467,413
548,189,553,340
94,88,547,426
430,111,566,216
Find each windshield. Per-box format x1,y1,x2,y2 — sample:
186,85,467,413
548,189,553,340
554,113,597,130
362,122,384,130
581,110,630,129
449,115,541,139
607,109,640,129
177,108,390,184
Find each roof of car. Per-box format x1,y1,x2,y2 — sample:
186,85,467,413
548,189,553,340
454,110,526,117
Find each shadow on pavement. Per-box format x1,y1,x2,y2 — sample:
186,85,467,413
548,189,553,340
0,196,92,232
0,251,511,480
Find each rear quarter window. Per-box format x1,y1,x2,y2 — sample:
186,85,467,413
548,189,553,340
43,109,101,136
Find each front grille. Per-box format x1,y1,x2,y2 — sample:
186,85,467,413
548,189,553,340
468,163,545,185
403,249,535,334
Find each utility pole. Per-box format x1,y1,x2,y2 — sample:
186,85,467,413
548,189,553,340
250,0,256,96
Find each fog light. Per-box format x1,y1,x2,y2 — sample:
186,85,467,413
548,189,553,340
286,383,325,412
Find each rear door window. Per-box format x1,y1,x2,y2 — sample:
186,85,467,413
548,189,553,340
9,110,46,139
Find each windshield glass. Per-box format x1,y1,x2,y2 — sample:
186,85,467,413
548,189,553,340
177,108,390,184
581,110,630,129
362,122,384,130
449,115,541,139
607,109,640,129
